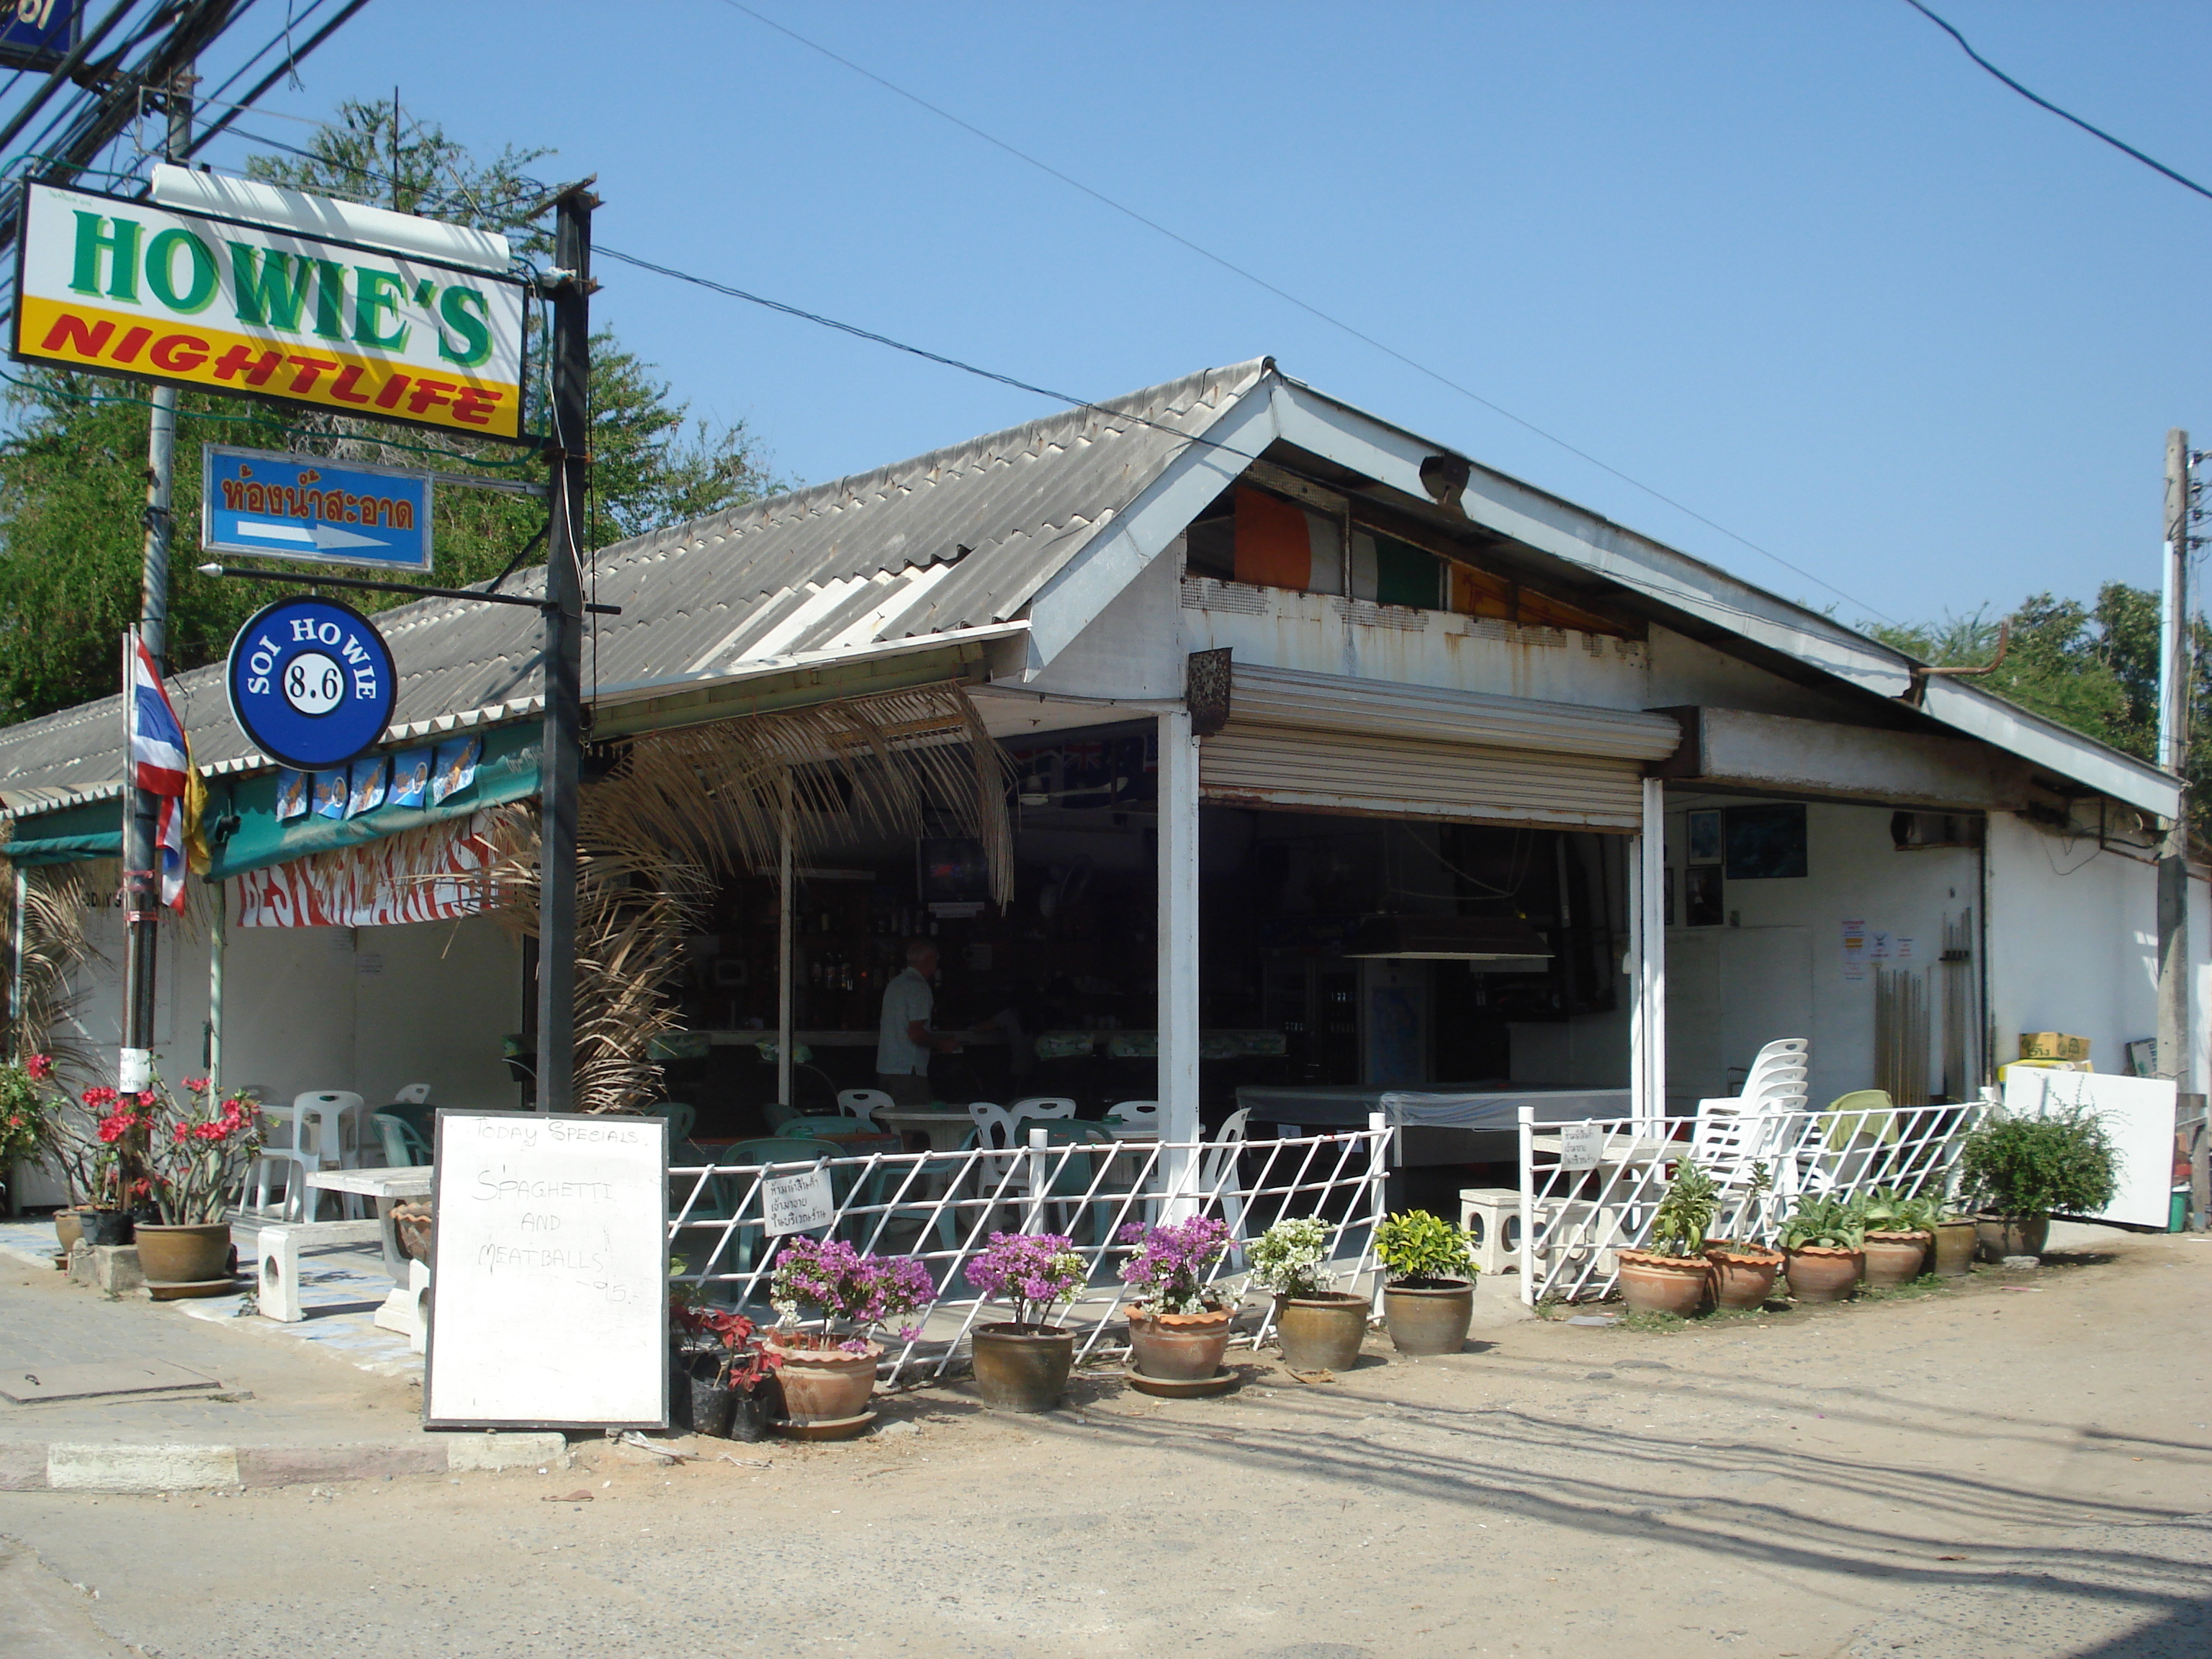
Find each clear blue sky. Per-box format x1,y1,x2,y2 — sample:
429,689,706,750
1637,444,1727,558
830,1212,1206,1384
199,0,2212,630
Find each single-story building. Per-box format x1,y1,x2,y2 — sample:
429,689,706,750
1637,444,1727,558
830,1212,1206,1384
3,357,2202,1214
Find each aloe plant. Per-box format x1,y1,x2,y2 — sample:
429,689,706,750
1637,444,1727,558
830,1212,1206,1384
1779,1194,1866,1251
1862,1187,1938,1234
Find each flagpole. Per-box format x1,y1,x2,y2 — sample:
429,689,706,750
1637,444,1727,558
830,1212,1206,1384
120,629,159,1094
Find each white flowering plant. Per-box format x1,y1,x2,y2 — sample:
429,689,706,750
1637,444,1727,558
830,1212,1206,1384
1247,1217,1338,1299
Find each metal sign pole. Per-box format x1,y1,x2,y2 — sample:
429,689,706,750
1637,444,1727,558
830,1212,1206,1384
534,183,596,1115
120,64,192,1095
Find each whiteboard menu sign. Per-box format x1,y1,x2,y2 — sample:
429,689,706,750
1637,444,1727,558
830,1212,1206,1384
425,1112,668,1430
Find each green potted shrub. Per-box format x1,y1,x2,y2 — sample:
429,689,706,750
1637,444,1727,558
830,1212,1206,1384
1859,1187,1937,1287
1617,1159,1718,1317
670,1297,783,1441
1703,1163,1784,1310
1780,1195,1866,1302
138,1074,263,1287
964,1231,1088,1412
1956,1108,2120,1260
1374,1210,1477,1355
1250,1216,1369,1372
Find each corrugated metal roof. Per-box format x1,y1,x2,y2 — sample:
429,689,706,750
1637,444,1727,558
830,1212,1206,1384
0,359,1267,811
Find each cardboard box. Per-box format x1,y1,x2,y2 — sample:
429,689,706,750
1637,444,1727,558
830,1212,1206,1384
2019,1032,2091,1063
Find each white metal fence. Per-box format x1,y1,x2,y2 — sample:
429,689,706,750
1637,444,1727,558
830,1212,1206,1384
1514,1101,1986,1305
670,1123,1390,1385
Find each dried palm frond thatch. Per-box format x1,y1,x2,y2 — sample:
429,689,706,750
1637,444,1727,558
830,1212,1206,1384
489,682,1012,1113
0,857,114,1085
593,679,1015,902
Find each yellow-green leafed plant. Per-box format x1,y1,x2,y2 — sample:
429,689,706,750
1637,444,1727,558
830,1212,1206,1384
1375,1210,1476,1287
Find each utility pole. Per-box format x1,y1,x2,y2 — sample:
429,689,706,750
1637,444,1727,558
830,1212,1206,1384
534,183,596,1115
118,66,194,1095
2157,428,2205,1228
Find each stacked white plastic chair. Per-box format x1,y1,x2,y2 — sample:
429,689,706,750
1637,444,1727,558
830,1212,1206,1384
1693,1039,1811,1238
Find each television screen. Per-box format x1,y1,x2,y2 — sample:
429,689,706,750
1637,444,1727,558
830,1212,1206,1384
918,837,988,903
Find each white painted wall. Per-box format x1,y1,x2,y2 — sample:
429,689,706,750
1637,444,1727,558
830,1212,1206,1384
1663,794,1979,1113
1982,813,2211,1093
55,896,521,1118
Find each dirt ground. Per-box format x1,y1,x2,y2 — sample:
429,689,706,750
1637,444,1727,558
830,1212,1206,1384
4,1224,2209,1659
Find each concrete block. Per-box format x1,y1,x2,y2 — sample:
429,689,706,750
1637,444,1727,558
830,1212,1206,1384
46,1443,240,1492
439,1431,569,1473
234,1443,444,1488
374,1259,430,1343
0,1442,48,1491
67,1244,145,1295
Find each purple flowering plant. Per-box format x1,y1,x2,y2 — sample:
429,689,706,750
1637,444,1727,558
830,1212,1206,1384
964,1232,1087,1331
1117,1215,1232,1316
768,1235,935,1353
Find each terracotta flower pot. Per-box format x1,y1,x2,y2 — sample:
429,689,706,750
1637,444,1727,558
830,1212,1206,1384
1931,1218,1977,1278
1382,1280,1475,1355
1274,1292,1370,1372
1975,1215,2049,1262
1703,1241,1783,1310
971,1323,1075,1412
1784,1245,1863,1303
1616,1249,1712,1317
53,1208,84,1257
133,1222,233,1285
391,1201,433,1265
1126,1308,1233,1380
768,1339,881,1424
1861,1231,1930,1288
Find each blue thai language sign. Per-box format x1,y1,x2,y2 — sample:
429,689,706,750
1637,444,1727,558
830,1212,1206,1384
202,444,433,572
0,2,79,72
226,597,397,771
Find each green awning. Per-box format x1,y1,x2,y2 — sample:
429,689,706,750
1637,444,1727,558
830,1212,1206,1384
206,723,541,878
3,724,540,875
1,799,123,866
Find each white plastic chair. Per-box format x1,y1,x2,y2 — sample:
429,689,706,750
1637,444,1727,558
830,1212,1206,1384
266,1091,367,1220
837,1089,893,1129
1008,1096,1077,1124
1104,1100,1161,1136
392,1082,433,1106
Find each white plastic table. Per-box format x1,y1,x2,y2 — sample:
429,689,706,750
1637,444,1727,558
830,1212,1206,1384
305,1166,431,1280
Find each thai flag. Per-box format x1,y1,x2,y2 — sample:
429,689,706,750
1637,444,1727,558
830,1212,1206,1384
125,630,188,798
157,795,186,912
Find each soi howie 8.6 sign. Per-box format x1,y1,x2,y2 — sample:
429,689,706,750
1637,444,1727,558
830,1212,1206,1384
12,181,526,439
227,598,397,771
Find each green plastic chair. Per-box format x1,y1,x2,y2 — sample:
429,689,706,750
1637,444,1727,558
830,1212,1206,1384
371,1111,433,1166
645,1100,697,1141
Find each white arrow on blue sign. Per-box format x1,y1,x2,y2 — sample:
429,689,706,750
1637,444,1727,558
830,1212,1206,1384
202,444,434,574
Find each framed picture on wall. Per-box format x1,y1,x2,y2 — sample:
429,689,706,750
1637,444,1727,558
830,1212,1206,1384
1724,802,1809,879
1686,809,1722,863
1684,863,1724,927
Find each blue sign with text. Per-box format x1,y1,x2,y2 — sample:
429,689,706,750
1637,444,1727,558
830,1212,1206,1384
0,2,78,72
202,444,434,573
226,598,397,771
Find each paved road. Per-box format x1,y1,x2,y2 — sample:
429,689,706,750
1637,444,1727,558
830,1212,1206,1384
1,1226,2208,1658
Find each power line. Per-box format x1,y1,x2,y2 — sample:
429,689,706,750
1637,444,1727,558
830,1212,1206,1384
710,0,1895,624
1901,0,2212,204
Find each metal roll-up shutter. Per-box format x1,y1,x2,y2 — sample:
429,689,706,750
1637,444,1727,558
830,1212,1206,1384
1199,665,1679,831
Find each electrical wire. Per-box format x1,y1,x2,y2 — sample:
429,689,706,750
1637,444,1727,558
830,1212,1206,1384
710,0,1895,624
1901,0,2212,204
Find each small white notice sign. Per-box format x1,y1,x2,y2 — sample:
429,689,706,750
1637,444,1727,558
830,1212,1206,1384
1559,1122,1604,1172
763,1168,835,1237
425,1112,667,1431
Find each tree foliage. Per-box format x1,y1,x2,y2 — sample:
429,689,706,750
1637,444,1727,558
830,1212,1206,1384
1866,583,2212,828
0,99,779,724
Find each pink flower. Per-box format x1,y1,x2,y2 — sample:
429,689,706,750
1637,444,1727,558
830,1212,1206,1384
181,1076,210,1094
26,1053,53,1081
136,1091,156,1107
82,1085,119,1110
